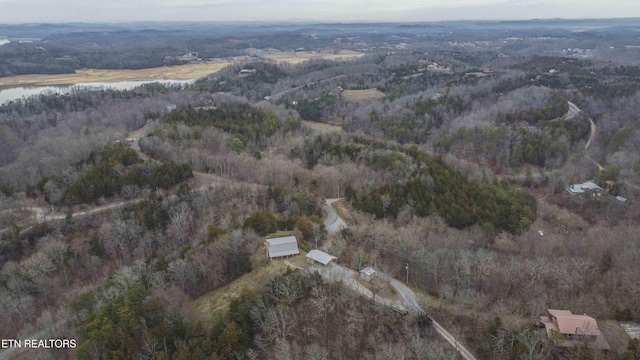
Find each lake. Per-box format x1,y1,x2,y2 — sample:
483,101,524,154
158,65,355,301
0,80,194,105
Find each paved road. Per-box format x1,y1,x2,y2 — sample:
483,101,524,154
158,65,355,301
312,263,391,305
316,204,477,360
323,198,347,234
383,274,477,360
313,263,477,360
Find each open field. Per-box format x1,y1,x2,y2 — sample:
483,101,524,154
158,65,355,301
301,120,343,132
0,51,364,88
0,63,227,87
342,89,386,102
262,50,363,64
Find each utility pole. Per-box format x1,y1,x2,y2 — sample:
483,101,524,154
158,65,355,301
405,262,409,283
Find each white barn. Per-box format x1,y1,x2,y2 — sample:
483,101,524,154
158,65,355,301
306,249,337,265
265,236,299,260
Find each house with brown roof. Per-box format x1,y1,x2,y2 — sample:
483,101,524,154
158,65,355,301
540,309,610,350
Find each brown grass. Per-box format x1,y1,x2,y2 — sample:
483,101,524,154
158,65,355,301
331,199,353,222
342,89,386,102
0,63,226,87
191,261,289,322
301,120,343,133
262,50,363,64
0,51,364,88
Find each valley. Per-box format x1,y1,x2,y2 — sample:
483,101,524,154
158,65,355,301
1,19,640,360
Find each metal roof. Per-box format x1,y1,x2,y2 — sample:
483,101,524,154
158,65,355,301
580,182,602,190
306,249,337,265
360,267,376,276
548,309,601,335
266,236,299,258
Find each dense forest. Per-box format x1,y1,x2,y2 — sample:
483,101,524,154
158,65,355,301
1,20,640,360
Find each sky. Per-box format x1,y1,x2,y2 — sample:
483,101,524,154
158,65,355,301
0,0,639,24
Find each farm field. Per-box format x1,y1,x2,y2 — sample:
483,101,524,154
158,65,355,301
0,50,363,87
342,88,386,101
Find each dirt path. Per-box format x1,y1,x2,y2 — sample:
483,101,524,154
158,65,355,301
585,116,597,151
565,101,603,171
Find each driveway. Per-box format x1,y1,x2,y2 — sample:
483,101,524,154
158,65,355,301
323,198,347,234
311,262,477,360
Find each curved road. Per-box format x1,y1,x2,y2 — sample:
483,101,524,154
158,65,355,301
568,101,603,170
382,274,477,360
323,198,347,234
319,200,477,360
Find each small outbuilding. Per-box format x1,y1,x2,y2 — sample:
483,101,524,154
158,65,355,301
616,196,631,207
360,267,376,281
306,249,337,265
265,236,299,260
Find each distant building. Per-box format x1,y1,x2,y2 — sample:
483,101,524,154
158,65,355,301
263,96,272,101
616,196,631,207
566,182,603,196
265,236,299,260
239,69,257,75
306,249,337,266
166,104,177,113
540,309,610,350
360,267,376,281
178,52,198,62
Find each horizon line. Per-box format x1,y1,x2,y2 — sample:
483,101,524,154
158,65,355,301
1,16,640,27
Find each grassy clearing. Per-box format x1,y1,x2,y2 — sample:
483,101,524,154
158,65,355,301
263,50,363,64
301,120,343,133
0,51,363,88
342,89,386,102
191,261,289,322
0,63,224,87
331,199,352,222
265,230,294,239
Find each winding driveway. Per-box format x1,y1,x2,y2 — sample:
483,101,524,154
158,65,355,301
318,199,477,360
323,198,347,234
568,101,603,170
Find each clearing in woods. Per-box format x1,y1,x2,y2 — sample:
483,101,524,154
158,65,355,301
0,51,363,88
191,261,289,322
342,89,386,102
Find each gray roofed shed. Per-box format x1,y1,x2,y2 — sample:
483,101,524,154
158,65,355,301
306,249,337,265
360,267,376,281
266,236,299,259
